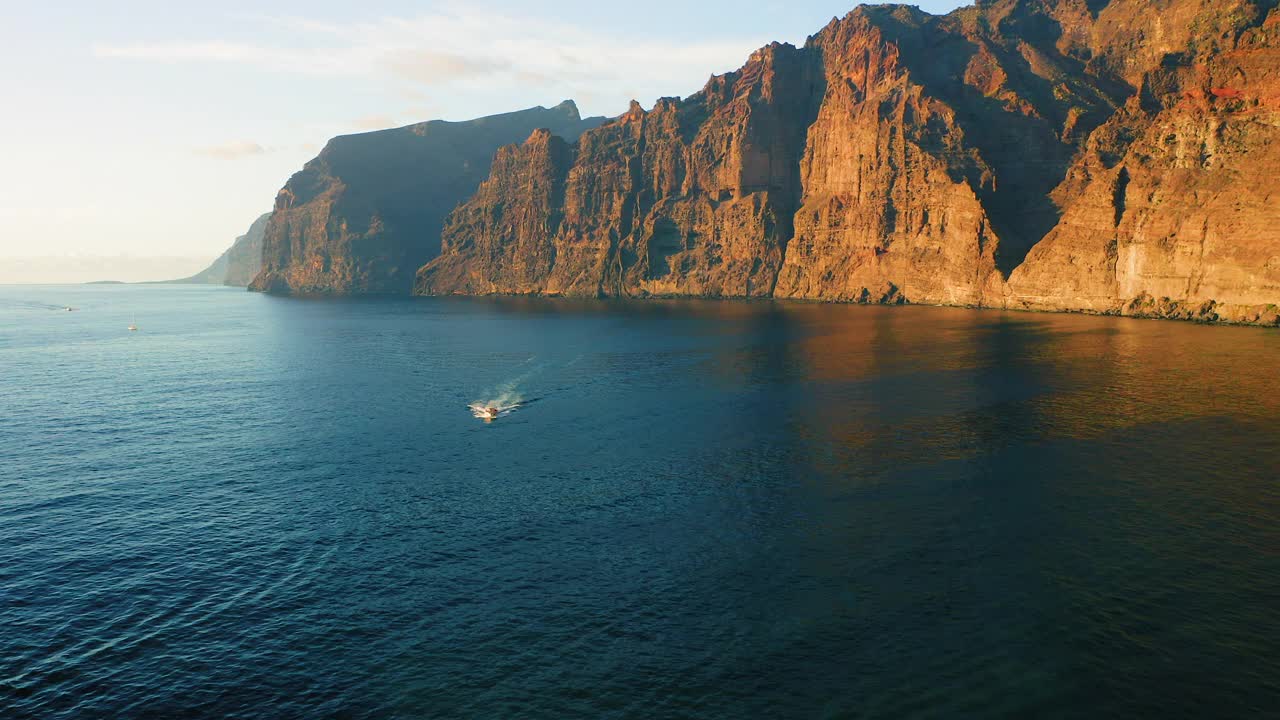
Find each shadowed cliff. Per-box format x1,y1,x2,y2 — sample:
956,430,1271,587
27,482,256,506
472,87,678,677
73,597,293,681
248,101,607,295
171,213,271,287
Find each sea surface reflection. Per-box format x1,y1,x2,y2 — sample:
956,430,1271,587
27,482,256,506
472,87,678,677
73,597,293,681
2,286,1277,718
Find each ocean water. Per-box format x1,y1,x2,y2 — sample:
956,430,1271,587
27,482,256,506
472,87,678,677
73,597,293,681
2,284,1278,719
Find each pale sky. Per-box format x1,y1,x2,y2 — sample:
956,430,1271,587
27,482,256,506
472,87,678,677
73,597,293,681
0,0,967,282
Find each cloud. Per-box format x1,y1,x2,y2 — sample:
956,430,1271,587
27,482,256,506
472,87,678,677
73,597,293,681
194,141,271,160
91,6,771,115
351,114,397,130
514,69,556,87
93,41,361,76
97,41,260,62
381,50,510,85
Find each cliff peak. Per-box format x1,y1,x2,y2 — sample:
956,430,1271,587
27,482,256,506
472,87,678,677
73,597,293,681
748,41,799,62
523,128,560,145
619,100,646,123
551,99,581,120
652,97,681,113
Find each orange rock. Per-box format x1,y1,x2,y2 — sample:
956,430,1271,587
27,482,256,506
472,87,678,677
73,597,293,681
412,0,1280,325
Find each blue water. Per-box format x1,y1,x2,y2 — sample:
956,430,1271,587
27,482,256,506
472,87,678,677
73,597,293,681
2,284,1278,718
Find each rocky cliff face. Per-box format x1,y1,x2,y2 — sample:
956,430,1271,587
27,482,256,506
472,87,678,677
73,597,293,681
419,45,822,299
248,102,606,295
174,213,271,286
1007,1,1280,324
416,0,1280,325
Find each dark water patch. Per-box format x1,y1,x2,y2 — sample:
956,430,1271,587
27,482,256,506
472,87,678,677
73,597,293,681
1,286,1277,718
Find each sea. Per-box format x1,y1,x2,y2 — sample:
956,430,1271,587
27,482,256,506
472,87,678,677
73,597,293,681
2,284,1277,718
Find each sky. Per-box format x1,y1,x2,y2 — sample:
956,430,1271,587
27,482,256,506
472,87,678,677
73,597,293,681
0,0,968,282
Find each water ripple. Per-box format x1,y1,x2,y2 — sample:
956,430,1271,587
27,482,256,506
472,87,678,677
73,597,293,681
1,286,1277,718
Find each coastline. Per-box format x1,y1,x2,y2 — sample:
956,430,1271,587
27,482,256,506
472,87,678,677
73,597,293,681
245,284,1280,328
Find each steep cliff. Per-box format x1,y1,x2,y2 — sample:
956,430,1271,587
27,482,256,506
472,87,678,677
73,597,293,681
1008,1,1280,324
248,101,606,295
419,45,823,299
172,213,271,286
415,0,1280,325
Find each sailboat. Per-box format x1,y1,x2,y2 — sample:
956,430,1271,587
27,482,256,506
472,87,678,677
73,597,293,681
128,318,138,331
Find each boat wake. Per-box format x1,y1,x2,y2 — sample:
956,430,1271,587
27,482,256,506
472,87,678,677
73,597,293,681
1,299,74,312
469,363,544,421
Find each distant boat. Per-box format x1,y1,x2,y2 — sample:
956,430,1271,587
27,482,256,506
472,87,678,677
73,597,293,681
64,306,75,312
468,403,502,422
128,321,138,331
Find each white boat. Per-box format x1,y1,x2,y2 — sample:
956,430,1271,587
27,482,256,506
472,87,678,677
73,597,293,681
128,322,138,331
469,403,502,421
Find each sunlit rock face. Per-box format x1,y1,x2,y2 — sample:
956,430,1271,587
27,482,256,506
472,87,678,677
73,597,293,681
419,45,823,300
423,1,1279,325
248,102,606,295
1006,1,1280,325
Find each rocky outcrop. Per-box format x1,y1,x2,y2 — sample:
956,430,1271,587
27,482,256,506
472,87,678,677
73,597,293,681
1007,2,1280,324
173,213,271,286
248,102,606,295
419,45,822,299
415,0,1280,325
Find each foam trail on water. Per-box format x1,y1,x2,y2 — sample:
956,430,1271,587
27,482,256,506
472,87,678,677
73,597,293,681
470,361,542,420
1,299,75,311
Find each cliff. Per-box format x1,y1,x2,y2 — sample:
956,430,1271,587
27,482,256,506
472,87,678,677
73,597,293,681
173,213,271,286
419,46,822,299
416,0,1280,325
1006,1,1280,324
248,101,606,295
